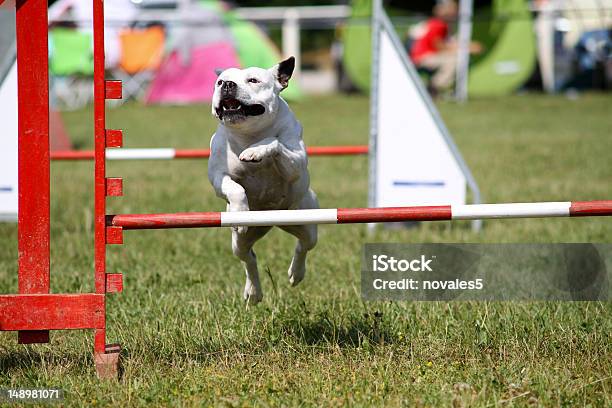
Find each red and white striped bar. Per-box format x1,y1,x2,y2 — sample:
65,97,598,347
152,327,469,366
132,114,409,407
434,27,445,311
50,145,369,161
108,200,612,230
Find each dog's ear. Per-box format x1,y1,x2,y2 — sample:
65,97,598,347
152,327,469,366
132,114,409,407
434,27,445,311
214,68,224,76
272,57,295,90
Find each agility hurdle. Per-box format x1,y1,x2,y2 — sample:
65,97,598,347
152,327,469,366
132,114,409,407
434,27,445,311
107,201,612,231
50,145,369,161
0,0,121,379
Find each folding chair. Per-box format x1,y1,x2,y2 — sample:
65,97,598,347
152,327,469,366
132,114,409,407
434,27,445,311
113,26,165,102
49,27,95,110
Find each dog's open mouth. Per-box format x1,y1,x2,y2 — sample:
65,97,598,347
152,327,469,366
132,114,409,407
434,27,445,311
216,98,265,121
222,98,241,112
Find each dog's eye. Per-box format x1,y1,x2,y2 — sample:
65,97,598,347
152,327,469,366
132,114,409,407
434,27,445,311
247,78,260,84
217,80,223,86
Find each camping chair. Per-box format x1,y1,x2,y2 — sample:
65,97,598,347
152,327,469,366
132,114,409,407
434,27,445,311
113,26,165,102
49,27,95,110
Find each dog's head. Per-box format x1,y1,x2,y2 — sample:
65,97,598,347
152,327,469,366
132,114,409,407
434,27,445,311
212,57,295,130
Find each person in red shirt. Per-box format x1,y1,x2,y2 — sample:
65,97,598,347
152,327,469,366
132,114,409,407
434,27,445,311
410,0,481,93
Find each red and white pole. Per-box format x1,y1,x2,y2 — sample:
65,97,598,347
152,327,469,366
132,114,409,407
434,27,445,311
50,145,369,161
108,200,612,230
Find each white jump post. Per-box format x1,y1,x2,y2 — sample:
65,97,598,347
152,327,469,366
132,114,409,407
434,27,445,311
282,8,301,84
455,0,474,102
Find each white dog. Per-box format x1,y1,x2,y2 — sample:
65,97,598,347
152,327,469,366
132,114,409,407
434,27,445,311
208,57,318,304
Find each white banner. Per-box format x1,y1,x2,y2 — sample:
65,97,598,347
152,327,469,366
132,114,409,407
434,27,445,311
0,61,18,221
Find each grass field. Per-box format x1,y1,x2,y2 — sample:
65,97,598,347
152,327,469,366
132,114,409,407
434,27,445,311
1,93,611,406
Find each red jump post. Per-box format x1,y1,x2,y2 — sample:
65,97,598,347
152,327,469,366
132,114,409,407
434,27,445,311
15,0,50,345
0,0,121,379
93,0,123,378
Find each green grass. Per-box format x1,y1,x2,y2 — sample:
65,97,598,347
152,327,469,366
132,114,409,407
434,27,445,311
1,93,611,407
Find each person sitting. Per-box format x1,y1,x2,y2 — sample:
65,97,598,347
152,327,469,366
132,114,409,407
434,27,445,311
410,0,482,94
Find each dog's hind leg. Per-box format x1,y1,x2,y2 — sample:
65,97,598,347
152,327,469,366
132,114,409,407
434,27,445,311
232,226,272,304
279,189,319,286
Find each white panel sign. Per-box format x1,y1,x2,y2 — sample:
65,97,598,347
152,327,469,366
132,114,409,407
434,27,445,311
0,61,18,221
374,28,466,207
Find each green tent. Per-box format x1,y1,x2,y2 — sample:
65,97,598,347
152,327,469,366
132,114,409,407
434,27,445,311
342,0,536,97
468,0,536,96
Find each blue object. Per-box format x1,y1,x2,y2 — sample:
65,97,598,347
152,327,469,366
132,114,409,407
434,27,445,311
393,181,445,187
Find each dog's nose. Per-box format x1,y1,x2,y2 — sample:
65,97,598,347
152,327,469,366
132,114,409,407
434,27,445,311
221,80,237,92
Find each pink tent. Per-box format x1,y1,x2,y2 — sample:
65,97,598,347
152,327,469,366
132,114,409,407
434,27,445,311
145,41,240,105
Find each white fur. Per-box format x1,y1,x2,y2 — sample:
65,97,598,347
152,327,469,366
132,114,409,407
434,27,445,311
208,60,318,305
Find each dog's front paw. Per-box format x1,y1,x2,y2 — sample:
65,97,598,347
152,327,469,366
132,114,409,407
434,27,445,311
243,281,263,305
239,145,269,163
229,201,249,234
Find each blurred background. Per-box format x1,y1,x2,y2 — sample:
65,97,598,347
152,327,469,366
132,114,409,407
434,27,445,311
2,0,611,111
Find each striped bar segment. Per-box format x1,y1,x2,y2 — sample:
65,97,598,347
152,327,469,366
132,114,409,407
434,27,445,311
107,201,612,231
570,200,612,217
222,209,337,227
50,145,369,161
338,206,451,223
109,212,222,229
50,150,95,160
107,148,175,160
305,145,369,156
451,202,571,220
174,149,211,159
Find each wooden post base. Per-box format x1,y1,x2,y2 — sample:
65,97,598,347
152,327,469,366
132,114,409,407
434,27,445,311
94,344,120,379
